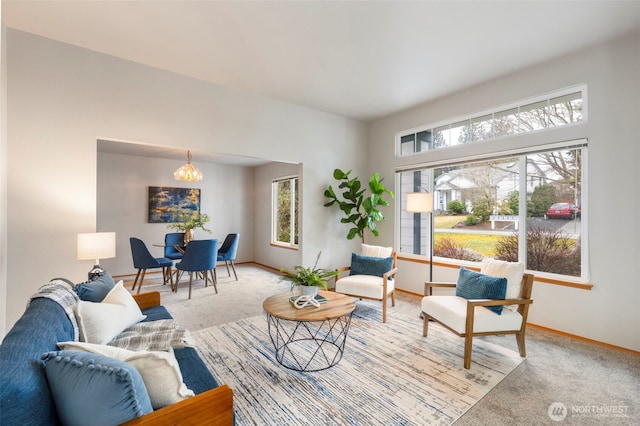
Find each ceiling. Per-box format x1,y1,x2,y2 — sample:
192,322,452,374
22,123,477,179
4,0,640,164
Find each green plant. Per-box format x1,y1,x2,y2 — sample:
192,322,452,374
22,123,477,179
447,200,466,215
167,209,212,233
279,252,337,291
465,214,480,225
323,168,394,240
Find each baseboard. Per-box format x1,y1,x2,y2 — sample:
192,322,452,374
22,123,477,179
527,323,640,356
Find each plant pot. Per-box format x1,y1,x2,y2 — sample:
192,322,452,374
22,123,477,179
299,285,318,298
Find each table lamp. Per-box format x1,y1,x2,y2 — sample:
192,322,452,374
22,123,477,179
77,232,116,279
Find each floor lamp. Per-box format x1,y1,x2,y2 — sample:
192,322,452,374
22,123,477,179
407,191,434,293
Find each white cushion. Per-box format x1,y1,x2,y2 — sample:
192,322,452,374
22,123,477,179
74,281,146,344
58,341,194,409
481,258,525,312
421,295,523,334
335,274,394,300
361,244,393,258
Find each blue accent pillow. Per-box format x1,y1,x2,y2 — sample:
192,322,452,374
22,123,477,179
42,350,153,426
350,253,393,278
74,272,116,302
455,267,508,315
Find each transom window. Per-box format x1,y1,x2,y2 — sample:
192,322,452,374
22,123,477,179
399,89,583,156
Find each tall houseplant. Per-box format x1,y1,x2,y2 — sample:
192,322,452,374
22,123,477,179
279,252,337,296
323,168,394,241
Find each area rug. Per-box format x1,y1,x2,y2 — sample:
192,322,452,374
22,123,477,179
191,301,525,425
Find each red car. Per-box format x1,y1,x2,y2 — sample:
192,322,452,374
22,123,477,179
546,203,580,219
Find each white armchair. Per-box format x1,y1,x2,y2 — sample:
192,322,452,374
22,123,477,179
421,258,534,369
335,245,398,323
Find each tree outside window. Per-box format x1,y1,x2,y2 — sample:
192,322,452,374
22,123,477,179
273,177,298,246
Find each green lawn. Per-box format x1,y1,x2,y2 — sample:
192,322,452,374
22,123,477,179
434,215,467,228
434,232,502,257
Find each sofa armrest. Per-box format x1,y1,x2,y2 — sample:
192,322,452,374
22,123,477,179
121,384,234,426
132,292,161,310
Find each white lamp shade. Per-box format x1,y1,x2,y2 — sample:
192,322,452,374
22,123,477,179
406,192,433,213
77,232,116,262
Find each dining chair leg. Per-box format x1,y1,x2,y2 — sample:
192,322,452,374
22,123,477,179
136,269,147,294
213,268,217,285
209,270,218,294
204,270,209,288
230,260,238,281
132,269,142,291
188,272,194,299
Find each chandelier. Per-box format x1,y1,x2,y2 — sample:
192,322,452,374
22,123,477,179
174,150,203,181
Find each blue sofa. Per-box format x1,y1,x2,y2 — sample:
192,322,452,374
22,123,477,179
0,286,233,425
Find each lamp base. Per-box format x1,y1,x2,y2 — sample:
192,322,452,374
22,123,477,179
87,264,106,280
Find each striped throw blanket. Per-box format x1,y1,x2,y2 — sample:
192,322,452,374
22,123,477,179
29,278,80,341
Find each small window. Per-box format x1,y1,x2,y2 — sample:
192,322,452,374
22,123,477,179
272,176,298,247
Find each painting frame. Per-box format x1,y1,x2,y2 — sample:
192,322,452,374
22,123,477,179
148,186,201,223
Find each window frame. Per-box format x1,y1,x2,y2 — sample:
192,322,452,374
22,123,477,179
271,175,299,249
394,86,590,285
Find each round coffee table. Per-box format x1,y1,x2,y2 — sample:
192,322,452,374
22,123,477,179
263,291,355,372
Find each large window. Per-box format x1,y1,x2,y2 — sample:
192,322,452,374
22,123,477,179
272,176,298,247
397,87,587,281
399,145,585,279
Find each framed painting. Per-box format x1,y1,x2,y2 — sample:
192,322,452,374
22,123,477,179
148,186,201,223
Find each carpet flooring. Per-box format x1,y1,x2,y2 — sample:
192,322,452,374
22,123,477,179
120,264,640,425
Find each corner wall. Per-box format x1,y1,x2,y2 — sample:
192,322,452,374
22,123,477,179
3,30,367,333
368,31,640,351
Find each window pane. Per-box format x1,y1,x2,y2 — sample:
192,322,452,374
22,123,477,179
493,108,519,137
525,149,582,276
400,134,416,156
471,114,493,141
519,100,548,132
433,125,450,149
399,170,432,256
548,92,583,126
451,120,470,146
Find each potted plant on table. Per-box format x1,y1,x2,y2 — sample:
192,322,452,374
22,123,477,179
279,252,337,298
167,209,212,244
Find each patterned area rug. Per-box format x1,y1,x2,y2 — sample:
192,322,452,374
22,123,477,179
191,300,525,425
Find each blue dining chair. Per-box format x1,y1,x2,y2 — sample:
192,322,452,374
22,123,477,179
164,232,185,261
217,233,240,280
175,239,219,299
129,237,173,294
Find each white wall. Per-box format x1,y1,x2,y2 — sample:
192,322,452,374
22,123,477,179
369,31,640,351
97,151,259,276
2,30,367,333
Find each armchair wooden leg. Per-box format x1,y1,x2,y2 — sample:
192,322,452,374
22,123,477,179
382,296,387,323
463,334,473,369
391,290,396,307
516,331,527,357
422,314,430,337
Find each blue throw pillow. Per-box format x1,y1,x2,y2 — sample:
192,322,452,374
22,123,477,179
350,253,394,278
74,273,116,302
42,350,153,426
455,267,508,315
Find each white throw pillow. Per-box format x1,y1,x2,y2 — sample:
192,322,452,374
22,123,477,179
58,341,195,409
361,243,393,258
480,258,525,312
75,281,146,344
